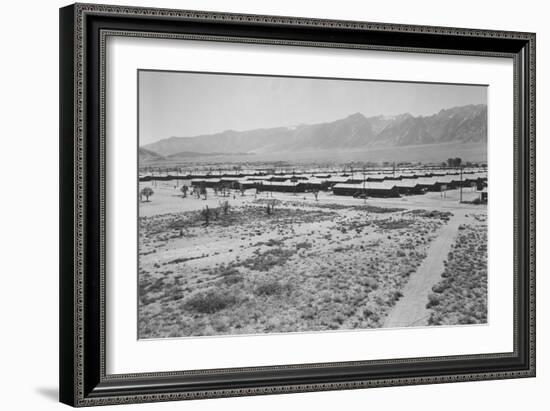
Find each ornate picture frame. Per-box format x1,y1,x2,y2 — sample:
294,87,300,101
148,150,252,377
59,3,535,407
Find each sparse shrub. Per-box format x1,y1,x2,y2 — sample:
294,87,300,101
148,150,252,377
240,247,296,271
458,316,476,325
301,307,316,320
332,313,345,325
406,209,453,220
223,273,244,285
211,318,230,332
219,266,244,285
426,293,441,308
183,289,238,314
428,313,442,325
432,281,450,294
388,290,403,304
165,256,200,265
296,241,312,250
143,277,164,294
367,205,403,213
254,279,292,296
254,238,284,247
363,307,380,323
376,218,414,230
362,277,378,289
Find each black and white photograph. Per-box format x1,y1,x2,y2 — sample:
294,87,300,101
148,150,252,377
137,71,488,339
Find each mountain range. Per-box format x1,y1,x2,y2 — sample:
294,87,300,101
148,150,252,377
141,104,487,160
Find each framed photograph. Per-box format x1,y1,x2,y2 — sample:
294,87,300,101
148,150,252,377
59,3,535,407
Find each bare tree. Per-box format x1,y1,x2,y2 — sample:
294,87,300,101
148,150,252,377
201,205,210,226
140,187,154,202
267,199,276,214
312,189,319,201
447,157,462,167
221,200,230,215
180,185,188,198
196,187,201,199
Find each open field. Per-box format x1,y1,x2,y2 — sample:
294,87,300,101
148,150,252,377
427,215,488,325
138,181,487,338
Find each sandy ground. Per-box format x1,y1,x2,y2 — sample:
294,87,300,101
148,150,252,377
139,180,483,216
137,182,487,338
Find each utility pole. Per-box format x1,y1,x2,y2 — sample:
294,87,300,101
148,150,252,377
459,165,463,203
362,165,366,204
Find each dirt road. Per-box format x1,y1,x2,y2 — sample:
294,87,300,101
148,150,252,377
383,211,464,328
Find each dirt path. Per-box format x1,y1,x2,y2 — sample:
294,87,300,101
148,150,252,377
383,212,464,328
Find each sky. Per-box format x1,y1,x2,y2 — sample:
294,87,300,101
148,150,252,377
138,70,487,146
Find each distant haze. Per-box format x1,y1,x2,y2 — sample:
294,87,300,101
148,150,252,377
138,70,487,146
142,104,487,161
